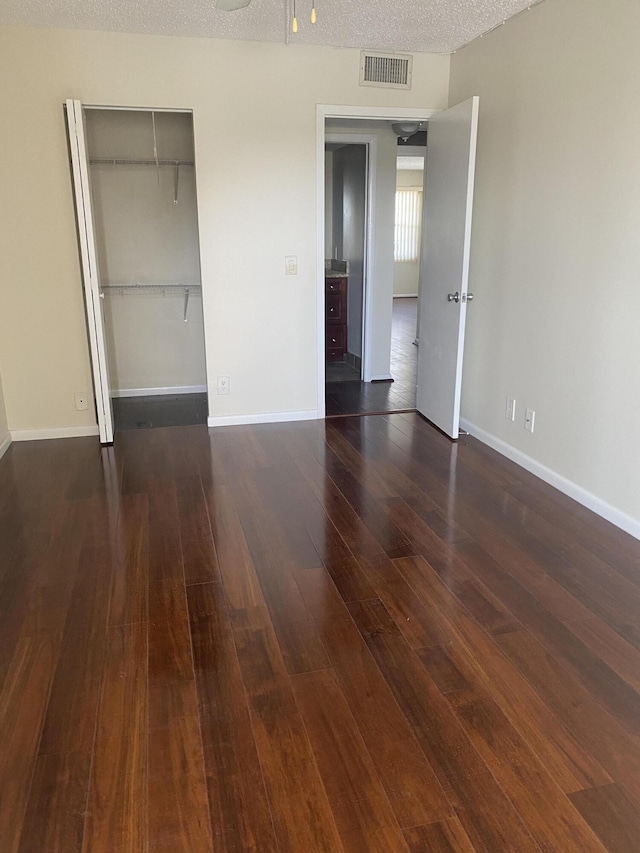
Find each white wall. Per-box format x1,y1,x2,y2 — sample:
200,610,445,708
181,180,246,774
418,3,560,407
393,168,424,296
0,26,449,431
324,150,333,256
86,109,206,393
332,145,366,358
450,0,640,528
0,371,9,458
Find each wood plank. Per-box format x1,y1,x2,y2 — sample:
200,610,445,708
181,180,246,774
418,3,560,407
569,783,640,853
227,471,331,675
347,598,540,852
205,482,266,619
455,539,640,739
294,567,453,829
398,554,613,793
431,685,607,851
177,474,220,584
496,628,640,804
248,685,344,852
147,484,184,584
148,710,212,851
18,751,91,853
0,634,61,853
108,493,148,626
82,623,147,853
292,669,410,851
186,582,277,851
148,579,194,684
403,818,476,853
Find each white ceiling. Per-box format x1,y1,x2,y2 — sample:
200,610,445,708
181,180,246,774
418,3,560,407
0,0,542,54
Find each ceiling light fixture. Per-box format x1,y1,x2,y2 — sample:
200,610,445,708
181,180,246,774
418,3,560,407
391,121,420,141
291,0,317,32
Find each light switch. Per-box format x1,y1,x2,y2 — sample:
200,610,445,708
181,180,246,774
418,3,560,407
285,255,297,275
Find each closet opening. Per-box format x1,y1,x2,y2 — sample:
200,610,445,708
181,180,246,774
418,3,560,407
82,107,207,432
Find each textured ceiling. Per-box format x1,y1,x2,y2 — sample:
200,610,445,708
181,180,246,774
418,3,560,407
0,0,541,53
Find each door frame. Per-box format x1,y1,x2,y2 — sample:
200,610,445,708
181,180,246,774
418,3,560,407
324,132,376,383
316,105,439,417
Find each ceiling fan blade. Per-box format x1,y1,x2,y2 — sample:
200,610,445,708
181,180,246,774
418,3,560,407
216,0,251,9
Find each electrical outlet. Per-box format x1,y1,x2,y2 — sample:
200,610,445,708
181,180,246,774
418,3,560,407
524,408,535,433
217,376,230,395
74,391,89,411
505,397,516,421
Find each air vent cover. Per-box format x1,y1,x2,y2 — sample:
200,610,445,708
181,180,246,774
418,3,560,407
360,51,413,90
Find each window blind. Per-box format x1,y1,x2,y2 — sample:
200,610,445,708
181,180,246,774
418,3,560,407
394,189,423,262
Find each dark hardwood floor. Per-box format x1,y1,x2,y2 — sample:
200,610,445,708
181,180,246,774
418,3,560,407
326,297,418,416
1,412,640,851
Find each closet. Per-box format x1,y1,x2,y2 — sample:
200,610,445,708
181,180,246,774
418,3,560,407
82,108,207,431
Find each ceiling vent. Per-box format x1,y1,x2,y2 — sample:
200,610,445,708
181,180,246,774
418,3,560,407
359,51,413,90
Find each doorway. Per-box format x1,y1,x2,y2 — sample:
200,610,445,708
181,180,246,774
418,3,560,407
66,103,208,438
323,118,424,417
317,101,479,437
324,140,367,387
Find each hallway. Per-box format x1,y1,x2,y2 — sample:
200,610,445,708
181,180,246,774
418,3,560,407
325,297,418,416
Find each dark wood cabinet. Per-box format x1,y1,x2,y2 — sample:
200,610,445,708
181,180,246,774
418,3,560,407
325,276,348,362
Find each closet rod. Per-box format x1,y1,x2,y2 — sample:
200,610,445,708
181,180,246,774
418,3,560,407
89,158,194,167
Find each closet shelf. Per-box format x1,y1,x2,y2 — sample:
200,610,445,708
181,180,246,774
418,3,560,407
89,158,194,166
101,283,201,322
101,283,201,289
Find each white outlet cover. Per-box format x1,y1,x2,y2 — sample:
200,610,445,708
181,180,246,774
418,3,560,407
525,408,535,433
506,397,516,421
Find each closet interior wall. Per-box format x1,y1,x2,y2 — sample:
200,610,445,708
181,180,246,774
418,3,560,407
85,109,206,396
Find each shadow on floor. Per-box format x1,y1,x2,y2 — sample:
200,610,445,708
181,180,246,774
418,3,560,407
113,393,208,430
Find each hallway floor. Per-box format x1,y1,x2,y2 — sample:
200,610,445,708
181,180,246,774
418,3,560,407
325,297,418,416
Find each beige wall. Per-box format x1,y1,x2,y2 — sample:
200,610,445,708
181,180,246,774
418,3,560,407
393,168,424,296
450,0,640,525
0,25,449,430
0,371,9,455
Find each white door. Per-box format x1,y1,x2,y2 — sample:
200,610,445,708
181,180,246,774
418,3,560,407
65,99,114,444
416,96,479,439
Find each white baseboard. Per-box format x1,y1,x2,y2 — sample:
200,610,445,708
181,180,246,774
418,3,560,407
112,384,207,398
370,373,394,382
208,409,319,428
460,418,640,541
10,425,100,442
0,432,11,459
393,294,418,299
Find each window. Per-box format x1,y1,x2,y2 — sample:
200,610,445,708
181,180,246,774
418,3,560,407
394,188,423,262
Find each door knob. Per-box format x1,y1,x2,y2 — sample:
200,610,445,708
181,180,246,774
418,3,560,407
447,292,460,303
462,292,474,303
